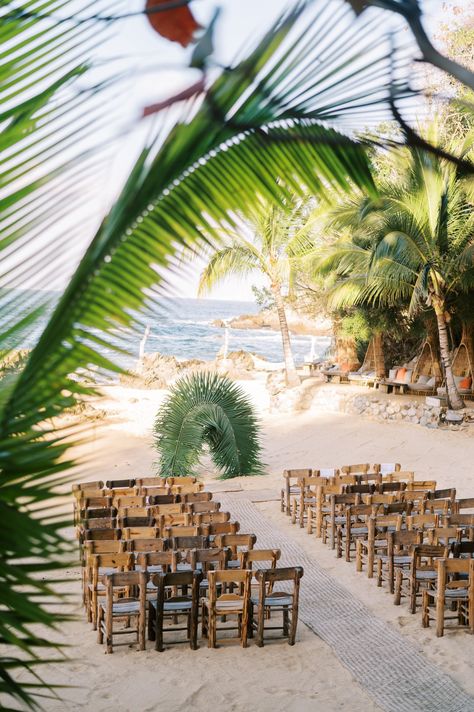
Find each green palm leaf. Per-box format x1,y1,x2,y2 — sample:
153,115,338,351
154,372,265,479
0,1,417,705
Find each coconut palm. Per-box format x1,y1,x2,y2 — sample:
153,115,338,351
0,0,419,706
316,130,474,409
198,198,319,387
154,372,264,478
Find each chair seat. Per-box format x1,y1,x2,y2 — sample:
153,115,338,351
350,527,368,534
360,539,388,549
227,559,241,569
428,587,469,599
378,555,412,564
99,600,140,615
150,597,193,611
416,570,437,580
251,593,293,607
207,599,245,611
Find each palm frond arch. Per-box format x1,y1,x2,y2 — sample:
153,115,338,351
154,373,265,479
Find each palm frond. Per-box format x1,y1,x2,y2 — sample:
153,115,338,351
154,372,265,479
0,1,415,704
198,244,261,295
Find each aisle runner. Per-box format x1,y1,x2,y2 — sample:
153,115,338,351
219,495,474,712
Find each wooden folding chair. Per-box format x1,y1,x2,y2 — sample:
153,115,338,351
394,544,448,612
186,501,221,515
429,527,462,546
122,526,161,540
307,483,344,538
165,476,198,486
149,570,203,651
422,558,474,636
337,504,376,562
163,525,203,539
444,514,474,541
453,497,474,515
321,493,360,549
114,495,146,508
105,478,136,489
281,468,312,515
170,535,209,551
194,511,231,525
81,516,118,530
72,481,104,493
206,522,240,538
378,481,407,494
250,567,304,647
141,487,174,499
170,483,204,495
202,569,251,648
87,552,134,628
452,541,474,558
118,516,155,529
181,492,213,504
406,480,437,492
407,514,439,532
97,571,147,653
137,551,177,574
341,463,370,475
356,514,402,578
135,477,168,489
376,530,422,594
125,538,168,553
374,463,402,475
295,476,330,529
190,548,228,596
383,469,413,483
240,549,281,590
214,534,256,569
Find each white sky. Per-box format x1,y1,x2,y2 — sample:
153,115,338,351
90,0,468,301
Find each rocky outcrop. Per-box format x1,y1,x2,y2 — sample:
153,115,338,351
119,350,264,388
212,309,332,336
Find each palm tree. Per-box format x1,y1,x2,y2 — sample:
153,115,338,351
198,199,319,387
0,1,420,706
154,372,264,478
316,131,474,409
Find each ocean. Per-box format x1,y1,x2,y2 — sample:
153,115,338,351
7,294,331,368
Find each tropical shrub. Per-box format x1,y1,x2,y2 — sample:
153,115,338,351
153,372,265,479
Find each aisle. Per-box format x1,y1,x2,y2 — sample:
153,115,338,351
219,493,474,712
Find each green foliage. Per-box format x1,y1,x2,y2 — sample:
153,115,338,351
154,373,265,479
251,286,276,311
0,1,418,705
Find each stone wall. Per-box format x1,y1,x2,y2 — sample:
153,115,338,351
268,378,449,428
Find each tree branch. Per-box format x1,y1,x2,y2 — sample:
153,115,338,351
349,0,474,91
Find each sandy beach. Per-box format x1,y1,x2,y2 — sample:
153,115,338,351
16,382,474,712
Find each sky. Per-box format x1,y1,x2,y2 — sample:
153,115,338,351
84,0,470,302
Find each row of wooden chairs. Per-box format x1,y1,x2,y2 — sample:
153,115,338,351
74,477,305,651
281,463,403,516
282,464,474,636
97,566,304,653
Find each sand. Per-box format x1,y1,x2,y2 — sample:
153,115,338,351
9,382,474,711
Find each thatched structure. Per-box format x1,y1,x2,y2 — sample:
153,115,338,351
364,334,385,379
412,336,442,383
451,323,474,380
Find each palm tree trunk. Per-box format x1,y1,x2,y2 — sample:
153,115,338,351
434,299,464,410
373,332,385,379
271,284,300,387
